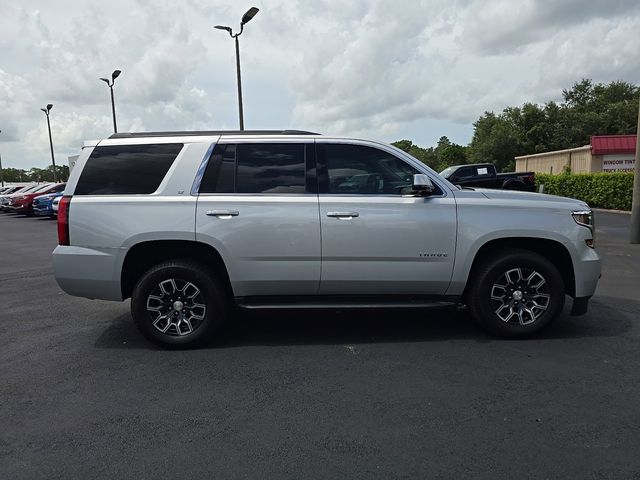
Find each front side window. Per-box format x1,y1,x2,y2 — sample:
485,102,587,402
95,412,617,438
75,143,183,195
319,143,419,195
475,166,490,177
454,167,474,179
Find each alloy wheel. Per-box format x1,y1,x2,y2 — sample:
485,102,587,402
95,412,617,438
490,267,551,325
146,278,207,336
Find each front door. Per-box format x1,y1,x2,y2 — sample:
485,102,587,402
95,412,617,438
316,141,456,295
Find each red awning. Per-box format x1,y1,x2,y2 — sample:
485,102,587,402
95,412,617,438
591,135,636,155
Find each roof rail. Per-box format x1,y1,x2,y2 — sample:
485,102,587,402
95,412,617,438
108,130,321,139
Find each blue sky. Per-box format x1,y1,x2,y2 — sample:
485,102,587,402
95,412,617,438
1,0,639,170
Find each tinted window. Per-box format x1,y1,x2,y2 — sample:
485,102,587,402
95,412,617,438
75,144,183,195
320,144,418,195
454,167,474,179
199,144,236,193
475,166,490,176
235,143,305,194
33,184,55,193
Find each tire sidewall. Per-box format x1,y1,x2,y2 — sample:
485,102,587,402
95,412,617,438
131,262,226,348
471,252,565,336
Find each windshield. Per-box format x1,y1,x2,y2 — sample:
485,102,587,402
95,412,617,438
439,166,456,178
32,184,54,193
13,185,38,194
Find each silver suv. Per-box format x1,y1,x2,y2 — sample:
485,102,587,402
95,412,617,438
53,130,601,347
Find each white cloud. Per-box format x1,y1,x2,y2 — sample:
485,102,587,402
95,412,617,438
0,0,639,170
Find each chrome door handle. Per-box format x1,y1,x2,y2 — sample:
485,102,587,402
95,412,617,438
206,210,239,218
326,211,359,219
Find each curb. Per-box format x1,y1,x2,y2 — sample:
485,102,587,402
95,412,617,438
593,208,631,215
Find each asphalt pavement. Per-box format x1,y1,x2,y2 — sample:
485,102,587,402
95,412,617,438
1,210,639,479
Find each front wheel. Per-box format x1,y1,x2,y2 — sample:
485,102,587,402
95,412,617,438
467,250,565,337
131,260,228,348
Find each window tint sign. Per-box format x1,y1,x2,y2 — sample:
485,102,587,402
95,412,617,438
602,154,635,173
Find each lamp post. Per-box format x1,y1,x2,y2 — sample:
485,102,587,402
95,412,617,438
630,96,640,243
40,104,57,183
214,7,259,131
0,130,4,187
100,69,122,133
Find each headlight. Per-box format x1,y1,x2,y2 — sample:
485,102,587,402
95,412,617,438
572,210,593,230
572,210,595,247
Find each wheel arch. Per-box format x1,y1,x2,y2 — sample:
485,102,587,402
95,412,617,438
463,237,575,300
121,240,233,300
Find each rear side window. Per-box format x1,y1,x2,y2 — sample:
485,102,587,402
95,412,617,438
199,144,236,193
237,143,305,193
74,144,183,195
199,143,306,194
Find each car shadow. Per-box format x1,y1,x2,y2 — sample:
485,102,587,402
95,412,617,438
94,295,634,350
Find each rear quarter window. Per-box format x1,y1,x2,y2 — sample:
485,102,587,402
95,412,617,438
74,143,183,195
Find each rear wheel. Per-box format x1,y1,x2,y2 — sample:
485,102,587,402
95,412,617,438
467,250,565,337
131,260,228,348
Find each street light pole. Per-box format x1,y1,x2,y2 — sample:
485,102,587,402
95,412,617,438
235,35,244,130
630,96,640,243
0,130,5,187
214,7,259,131
100,69,122,133
40,104,58,183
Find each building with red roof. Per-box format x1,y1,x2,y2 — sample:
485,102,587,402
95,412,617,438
515,135,636,174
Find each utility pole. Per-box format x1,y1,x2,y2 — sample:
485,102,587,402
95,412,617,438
630,95,640,243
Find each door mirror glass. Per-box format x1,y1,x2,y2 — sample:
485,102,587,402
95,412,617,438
412,174,435,195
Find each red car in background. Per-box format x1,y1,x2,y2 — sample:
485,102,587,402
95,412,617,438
9,183,66,215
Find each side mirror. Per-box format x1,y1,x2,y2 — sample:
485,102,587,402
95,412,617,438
412,174,435,195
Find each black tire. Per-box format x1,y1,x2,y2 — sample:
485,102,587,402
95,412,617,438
131,260,228,348
467,249,565,337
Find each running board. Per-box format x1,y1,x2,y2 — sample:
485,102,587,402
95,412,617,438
235,295,461,310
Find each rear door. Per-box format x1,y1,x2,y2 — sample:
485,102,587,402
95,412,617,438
195,140,321,297
316,141,457,295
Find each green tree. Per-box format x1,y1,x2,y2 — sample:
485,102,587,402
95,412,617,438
392,139,439,169
25,165,69,182
391,79,639,175
435,136,467,170
467,79,640,171
1,168,29,183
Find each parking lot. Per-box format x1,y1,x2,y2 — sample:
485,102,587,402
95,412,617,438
1,210,639,478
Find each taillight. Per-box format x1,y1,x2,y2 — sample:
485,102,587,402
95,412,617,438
57,196,72,246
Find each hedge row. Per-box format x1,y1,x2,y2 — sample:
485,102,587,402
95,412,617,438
535,172,634,211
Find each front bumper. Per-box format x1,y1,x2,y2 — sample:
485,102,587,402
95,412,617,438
10,202,31,214
33,206,54,216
